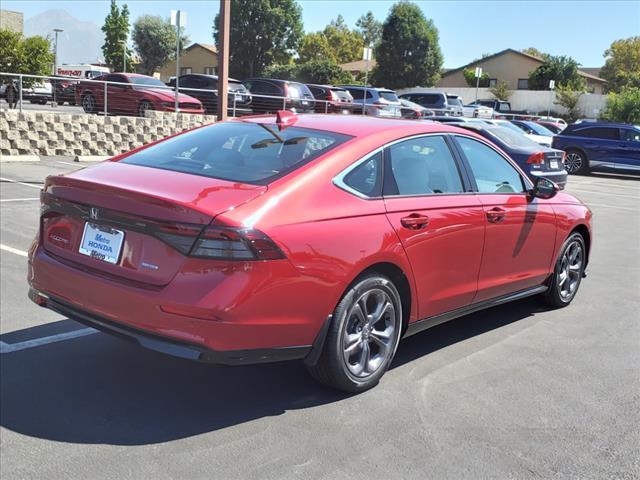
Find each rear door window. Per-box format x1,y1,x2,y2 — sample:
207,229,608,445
384,136,464,196
121,122,351,185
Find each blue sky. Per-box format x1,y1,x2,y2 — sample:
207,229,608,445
5,0,639,67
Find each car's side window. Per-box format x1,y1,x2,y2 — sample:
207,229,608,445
455,136,525,194
580,127,620,140
620,129,640,142
342,152,383,197
384,136,464,196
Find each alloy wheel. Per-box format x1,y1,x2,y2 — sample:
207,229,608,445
82,95,94,113
557,240,583,301
342,288,396,378
564,152,583,174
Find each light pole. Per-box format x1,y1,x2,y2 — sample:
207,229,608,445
362,45,372,116
171,10,186,113
122,36,127,73
474,66,482,104
53,28,63,106
546,79,555,119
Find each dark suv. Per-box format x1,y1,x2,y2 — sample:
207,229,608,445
243,78,315,114
168,74,252,116
552,122,640,174
306,84,354,114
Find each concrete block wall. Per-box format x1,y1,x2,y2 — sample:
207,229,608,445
0,110,217,157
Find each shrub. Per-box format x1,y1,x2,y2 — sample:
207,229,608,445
489,80,511,101
602,87,640,124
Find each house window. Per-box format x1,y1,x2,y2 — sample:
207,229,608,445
488,78,498,88
517,78,529,90
204,66,215,75
180,67,192,75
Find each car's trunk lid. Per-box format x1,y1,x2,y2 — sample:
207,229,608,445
41,161,266,286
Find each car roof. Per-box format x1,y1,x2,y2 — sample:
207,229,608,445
246,77,304,84
307,84,346,90
236,113,476,138
180,73,242,82
339,85,394,92
568,121,635,129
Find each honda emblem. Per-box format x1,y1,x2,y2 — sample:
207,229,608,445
90,207,99,220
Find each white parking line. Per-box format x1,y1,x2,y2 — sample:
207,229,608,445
0,197,40,203
568,188,639,200
0,244,28,257
581,202,637,212
0,328,98,354
0,177,43,189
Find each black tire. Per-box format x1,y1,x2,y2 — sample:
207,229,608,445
82,93,95,113
307,273,403,393
564,149,589,175
138,100,153,117
542,232,586,308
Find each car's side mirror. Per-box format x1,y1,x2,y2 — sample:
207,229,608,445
529,177,559,200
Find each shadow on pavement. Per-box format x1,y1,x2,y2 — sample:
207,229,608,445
0,298,543,445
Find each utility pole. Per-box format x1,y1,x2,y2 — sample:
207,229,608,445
122,37,127,73
217,0,231,121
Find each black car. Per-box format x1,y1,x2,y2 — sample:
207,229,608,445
168,74,252,116
451,122,568,188
306,84,354,114
243,78,315,114
398,92,460,116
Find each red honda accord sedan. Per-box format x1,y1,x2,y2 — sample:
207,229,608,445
28,112,592,392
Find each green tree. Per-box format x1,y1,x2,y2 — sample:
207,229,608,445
463,67,490,87
323,15,363,64
528,55,585,90
522,47,549,60
0,29,53,86
298,32,335,63
356,11,382,46
101,0,133,72
602,87,640,124
296,60,353,84
262,63,298,80
372,1,443,89
599,37,640,93
132,15,188,75
554,86,582,123
213,0,303,78
489,80,511,101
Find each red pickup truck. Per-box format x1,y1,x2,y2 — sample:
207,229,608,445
75,72,204,117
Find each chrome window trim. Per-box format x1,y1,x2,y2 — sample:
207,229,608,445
332,131,532,200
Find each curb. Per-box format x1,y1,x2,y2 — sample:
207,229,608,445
0,155,41,163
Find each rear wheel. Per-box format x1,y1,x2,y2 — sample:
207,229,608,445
307,274,403,393
542,232,586,308
564,149,589,175
82,93,95,113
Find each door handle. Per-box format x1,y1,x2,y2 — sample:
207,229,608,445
401,213,430,230
486,207,506,223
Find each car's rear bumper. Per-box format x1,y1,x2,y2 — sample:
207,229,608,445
29,288,310,365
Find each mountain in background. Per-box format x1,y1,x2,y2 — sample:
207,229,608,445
25,9,103,65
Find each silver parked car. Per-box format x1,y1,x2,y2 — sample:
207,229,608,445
340,85,402,118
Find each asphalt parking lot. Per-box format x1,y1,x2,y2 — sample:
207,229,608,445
1,159,639,479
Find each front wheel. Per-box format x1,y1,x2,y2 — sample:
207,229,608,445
564,149,589,175
82,94,95,113
307,274,403,393
542,232,586,308
138,100,153,117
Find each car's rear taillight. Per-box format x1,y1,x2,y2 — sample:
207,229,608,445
190,226,285,261
527,152,546,164
327,90,338,101
154,223,204,255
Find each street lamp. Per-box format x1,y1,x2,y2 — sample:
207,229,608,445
53,28,63,107
53,28,63,76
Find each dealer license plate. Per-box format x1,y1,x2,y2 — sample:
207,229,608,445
79,222,124,264
550,160,559,169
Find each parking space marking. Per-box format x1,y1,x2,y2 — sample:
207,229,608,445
580,202,637,212
0,197,40,203
0,328,98,354
0,244,28,257
568,188,639,200
0,177,43,189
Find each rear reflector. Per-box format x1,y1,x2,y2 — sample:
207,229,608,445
527,152,546,164
190,226,285,261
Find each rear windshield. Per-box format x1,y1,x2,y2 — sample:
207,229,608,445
447,96,463,106
419,94,445,107
488,127,541,149
524,121,554,136
378,90,399,102
121,122,351,185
